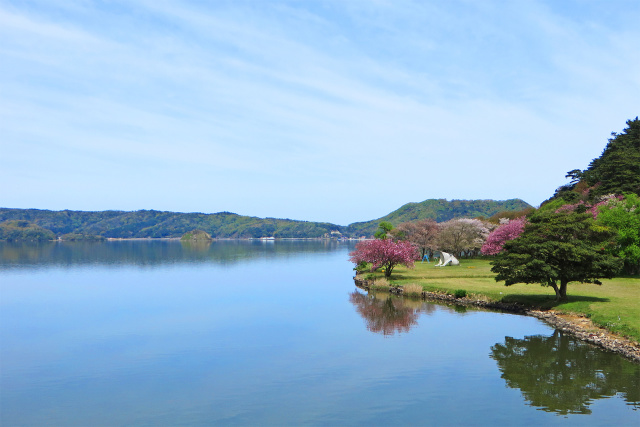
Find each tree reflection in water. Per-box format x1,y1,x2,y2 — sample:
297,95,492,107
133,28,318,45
180,240,212,252
491,330,640,415
349,290,436,336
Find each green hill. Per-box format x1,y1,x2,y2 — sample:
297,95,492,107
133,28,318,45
0,209,343,239
346,198,532,237
0,220,56,241
181,229,213,241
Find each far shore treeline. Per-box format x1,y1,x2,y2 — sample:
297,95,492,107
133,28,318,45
0,199,530,240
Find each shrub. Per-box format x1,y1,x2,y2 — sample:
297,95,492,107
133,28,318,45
353,261,370,273
454,289,467,299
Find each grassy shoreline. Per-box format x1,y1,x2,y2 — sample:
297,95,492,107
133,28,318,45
363,258,640,343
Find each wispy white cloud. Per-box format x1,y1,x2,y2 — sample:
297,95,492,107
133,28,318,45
1,0,638,223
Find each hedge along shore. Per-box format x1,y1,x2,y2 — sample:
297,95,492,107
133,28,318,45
354,275,640,364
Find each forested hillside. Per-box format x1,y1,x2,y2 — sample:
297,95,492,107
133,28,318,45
346,199,532,236
0,209,343,239
0,198,532,240
0,220,56,242
537,117,640,275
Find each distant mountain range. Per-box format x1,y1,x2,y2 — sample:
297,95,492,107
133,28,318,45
0,198,532,240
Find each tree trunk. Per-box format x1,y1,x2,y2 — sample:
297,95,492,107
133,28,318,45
384,263,394,278
629,260,640,276
549,281,561,301
559,280,568,301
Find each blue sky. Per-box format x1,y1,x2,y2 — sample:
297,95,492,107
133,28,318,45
1,0,639,225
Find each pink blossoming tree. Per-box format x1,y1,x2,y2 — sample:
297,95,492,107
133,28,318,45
349,239,419,278
481,217,527,255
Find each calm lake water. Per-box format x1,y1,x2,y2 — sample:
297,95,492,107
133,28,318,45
1,240,638,426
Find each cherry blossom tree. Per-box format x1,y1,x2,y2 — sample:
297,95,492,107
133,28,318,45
349,239,419,278
389,219,439,259
481,217,527,255
436,218,492,257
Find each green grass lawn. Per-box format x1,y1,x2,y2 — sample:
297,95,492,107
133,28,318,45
375,258,640,342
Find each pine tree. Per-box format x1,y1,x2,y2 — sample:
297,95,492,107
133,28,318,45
491,210,622,301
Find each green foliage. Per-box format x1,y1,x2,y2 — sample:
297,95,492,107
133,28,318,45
0,220,56,241
585,118,640,198
596,193,640,275
348,198,532,236
491,210,623,301
454,289,467,298
374,221,394,240
536,197,568,213
353,261,371,273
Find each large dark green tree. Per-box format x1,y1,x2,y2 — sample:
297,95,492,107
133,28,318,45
584,117,640,198
491,210,622,301
552,117,640,202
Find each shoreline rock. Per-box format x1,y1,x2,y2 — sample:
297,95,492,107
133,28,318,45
354,276,640,363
